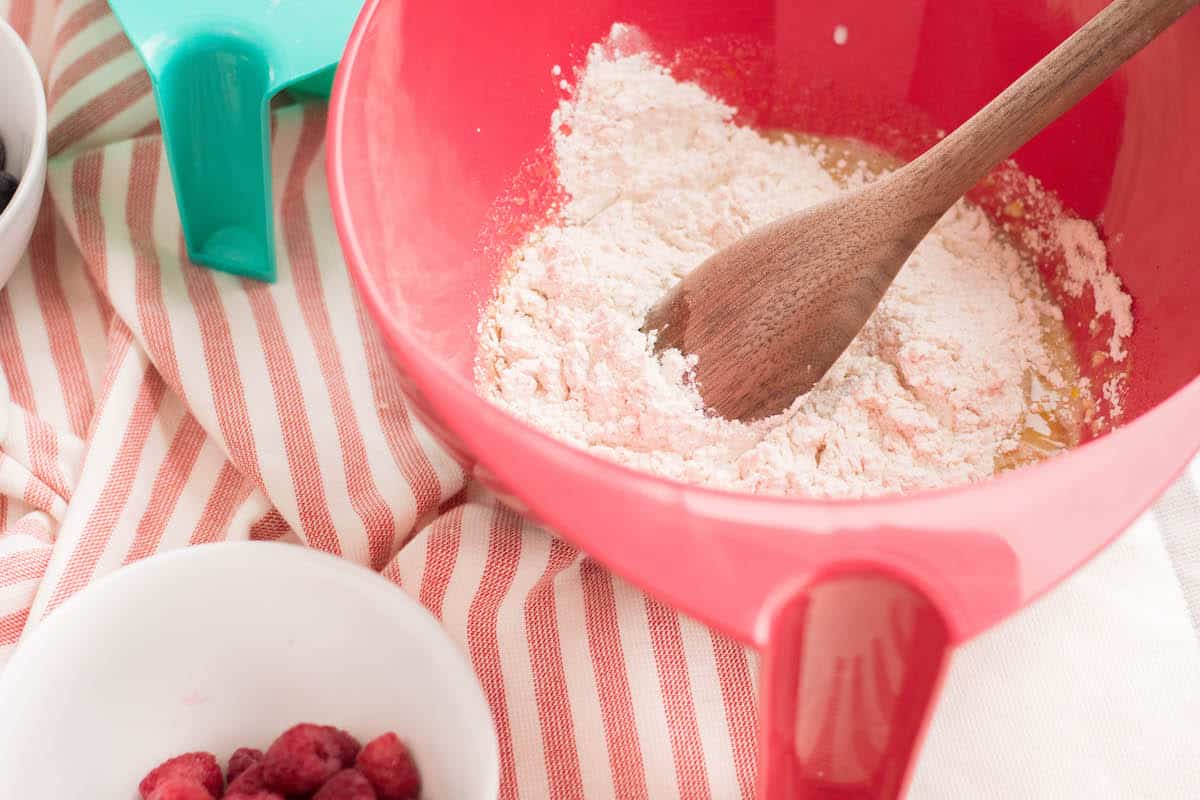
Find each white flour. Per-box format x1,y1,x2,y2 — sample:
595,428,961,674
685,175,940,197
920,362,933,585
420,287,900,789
1055,218,1133,363
476,31,1127,499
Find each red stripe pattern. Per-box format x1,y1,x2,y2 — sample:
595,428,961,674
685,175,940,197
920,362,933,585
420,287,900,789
0,4,761,798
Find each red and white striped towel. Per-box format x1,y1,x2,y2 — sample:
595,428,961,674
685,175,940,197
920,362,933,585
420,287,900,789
2,2,1199,797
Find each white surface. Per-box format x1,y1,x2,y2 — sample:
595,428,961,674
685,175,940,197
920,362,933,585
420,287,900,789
0,17,46,290
0,542,500,800
911,512,1200,798
1153,462,1200,631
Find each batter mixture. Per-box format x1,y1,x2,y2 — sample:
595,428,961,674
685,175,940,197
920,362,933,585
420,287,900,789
475,27,1132,499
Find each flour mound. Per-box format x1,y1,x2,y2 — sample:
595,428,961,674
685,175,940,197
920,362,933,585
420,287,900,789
476,34,1094,499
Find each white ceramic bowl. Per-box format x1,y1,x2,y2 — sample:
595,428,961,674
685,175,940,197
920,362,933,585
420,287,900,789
0,542,499,799
0,17,46,288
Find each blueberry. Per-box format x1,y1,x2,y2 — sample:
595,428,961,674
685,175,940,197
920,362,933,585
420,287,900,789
0,171,17,215
0,136,6,171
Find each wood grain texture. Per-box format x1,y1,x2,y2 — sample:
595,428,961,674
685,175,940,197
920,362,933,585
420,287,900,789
645,0,1199,421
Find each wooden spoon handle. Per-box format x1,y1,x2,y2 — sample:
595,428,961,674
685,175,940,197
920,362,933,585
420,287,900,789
903,0,1199,210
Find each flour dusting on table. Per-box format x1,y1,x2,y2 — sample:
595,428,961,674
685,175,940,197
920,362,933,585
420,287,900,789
475,28,1131,499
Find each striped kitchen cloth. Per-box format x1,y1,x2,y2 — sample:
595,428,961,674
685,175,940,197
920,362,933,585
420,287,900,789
0,1,1198,797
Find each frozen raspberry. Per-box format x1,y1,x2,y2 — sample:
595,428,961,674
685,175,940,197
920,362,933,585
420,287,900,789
261,723,345,794
139,752,224,798
313,769,378,800
323,726,362,766
223,793,284,800
227,747,264,782
226,762,269,794
145,777,214,800
355,733,420,800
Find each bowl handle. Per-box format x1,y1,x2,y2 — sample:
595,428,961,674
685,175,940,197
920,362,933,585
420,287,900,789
150,34,278,282
756,571,951,799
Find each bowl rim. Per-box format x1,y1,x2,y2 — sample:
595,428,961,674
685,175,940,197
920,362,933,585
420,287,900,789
0,539,486,676
326,0,1200,646
0,16,47,235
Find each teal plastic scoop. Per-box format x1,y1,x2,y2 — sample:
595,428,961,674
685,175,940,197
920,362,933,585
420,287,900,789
107,0,362,281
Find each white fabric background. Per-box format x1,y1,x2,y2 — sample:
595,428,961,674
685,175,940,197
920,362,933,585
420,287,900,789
912,469,1200,797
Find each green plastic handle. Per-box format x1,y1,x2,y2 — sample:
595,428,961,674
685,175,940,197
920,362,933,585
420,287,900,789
108,0,360,283
155,34,276,281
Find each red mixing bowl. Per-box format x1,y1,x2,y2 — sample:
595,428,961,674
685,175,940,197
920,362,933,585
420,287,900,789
327,1,1200,797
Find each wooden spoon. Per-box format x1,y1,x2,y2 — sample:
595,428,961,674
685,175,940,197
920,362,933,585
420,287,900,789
643,0,1198,421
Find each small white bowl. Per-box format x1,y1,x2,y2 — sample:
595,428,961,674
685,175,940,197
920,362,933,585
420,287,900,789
0,542,499,799
0,17,46,288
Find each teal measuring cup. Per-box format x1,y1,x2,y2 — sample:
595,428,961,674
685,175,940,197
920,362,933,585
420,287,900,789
107,0,363,282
